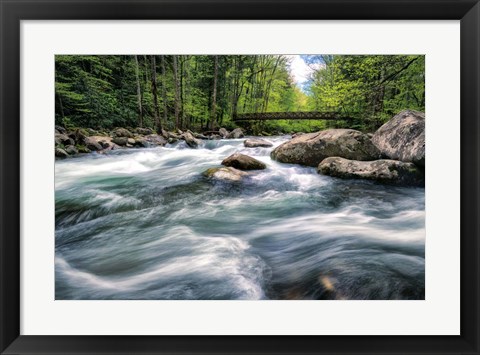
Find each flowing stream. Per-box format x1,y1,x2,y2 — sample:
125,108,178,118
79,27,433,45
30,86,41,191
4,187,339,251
55,136,425,300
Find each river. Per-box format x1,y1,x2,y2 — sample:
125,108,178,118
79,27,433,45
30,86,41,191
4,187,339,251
55,136,425,300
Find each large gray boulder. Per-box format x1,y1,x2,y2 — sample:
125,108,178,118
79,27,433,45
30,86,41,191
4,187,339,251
83,137,103,151
182,131,201,148
244,138,273,148
371,110,425,166
65,145,78,155
219,128,229,138
318,157,424,186
271,129,382,167
146,134,168,146
221,153,266,170
203,167,248,182
112,137,128,146
227,128,244,139
55,147,69,158
55,133,74,147
55,125,67,134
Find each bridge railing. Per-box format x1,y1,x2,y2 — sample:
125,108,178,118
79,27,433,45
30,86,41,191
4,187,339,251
233,111,356,121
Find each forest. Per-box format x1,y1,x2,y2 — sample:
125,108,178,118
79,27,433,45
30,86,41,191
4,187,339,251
55,54,426,300
55,54,425,134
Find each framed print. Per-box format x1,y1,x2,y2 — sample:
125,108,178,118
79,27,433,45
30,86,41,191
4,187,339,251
1,0,479,354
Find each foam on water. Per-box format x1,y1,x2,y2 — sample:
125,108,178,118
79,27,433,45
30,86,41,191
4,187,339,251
55,135,425,300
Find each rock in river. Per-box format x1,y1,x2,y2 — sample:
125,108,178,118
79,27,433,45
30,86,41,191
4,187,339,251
318,157,424,186
222,153,266,170
182,131,201,148
371,110,425,166
227,128,245,139
112,137,128,147
84,137,103,151
244,138,273,148
65,145,78,155
203,166,248,182
271,129,381,167
55,147,69,158
55,133,74,147
219,127,229,138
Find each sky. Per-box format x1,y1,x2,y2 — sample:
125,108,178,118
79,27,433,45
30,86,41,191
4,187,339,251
286,55,324,91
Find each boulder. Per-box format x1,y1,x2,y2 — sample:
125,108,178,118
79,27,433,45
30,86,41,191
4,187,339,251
244,138,273,148
65,145,78,155
99,140,110,149
114,128,133,138
219,128,229,138
136,127,154,135
221,153,266,170
291,132,305,139
318,157,424,186
55,125,67,134
146,134,168,146
160,129,169,138
55,148,69,158
76,145,91,154
167,131,181,140
134,138,150,148
227,128,244,139
194,133,209,140
182,131,201,148
203,166,248,182
127,138,136,145
112,137,128,146
55,133,74,147
69,128,88,143
271,129,382,167
84,137,103,151
371,110,425,166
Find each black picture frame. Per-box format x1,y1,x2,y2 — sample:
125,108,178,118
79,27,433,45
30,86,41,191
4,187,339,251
1,0,479,354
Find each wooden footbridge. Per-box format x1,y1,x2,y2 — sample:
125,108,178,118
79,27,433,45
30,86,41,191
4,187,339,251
233,111,355,122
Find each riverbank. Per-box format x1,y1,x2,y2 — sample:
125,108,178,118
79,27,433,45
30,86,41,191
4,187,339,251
54,125,249,159
55,110,425,187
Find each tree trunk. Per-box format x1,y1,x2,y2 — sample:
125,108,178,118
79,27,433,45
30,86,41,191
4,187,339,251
160,55,168,128
210,55,219,130
151,55,162,133
56,91,65,120
180,57,185,130
263,55,282,112
134,55,143,127
173,55,180,130
373,67,386,116
184,56,191,128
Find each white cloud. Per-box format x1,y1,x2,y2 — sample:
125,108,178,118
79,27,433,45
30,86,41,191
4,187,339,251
286,55,323,88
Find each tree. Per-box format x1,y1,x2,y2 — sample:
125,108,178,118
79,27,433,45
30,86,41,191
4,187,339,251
134,55,143,127
55,54,424,134
160,55,168,129
210,55,219,130
150,55,161,133
172,55,181,130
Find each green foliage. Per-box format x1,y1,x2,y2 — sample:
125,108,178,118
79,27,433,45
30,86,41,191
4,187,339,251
308,55,425,131
55,55,425,133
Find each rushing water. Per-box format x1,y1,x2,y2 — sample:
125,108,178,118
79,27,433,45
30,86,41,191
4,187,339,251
55,136,425,300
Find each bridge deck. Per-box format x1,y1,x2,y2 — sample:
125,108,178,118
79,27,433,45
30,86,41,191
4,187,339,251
233,112,355,121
